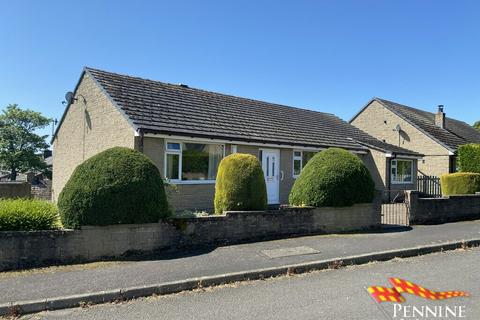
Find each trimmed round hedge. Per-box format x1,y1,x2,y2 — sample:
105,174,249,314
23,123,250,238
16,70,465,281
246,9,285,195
214,153,267,214
289,148,375,207
58,147,170,228
440,172,480,196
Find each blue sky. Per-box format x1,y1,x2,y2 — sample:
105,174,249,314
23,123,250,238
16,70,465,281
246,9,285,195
1,1,479,141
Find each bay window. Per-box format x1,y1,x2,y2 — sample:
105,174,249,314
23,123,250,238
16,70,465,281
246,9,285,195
293,150,318,177
391,159,413,184
165,141,224,182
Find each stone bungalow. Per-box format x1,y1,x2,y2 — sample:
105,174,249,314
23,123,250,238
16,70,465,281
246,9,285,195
52,68,421,211
350,98,480,178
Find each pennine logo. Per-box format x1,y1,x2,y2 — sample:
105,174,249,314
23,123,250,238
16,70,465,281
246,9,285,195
366,278,470,319
391,304,466,319
367,277,469,303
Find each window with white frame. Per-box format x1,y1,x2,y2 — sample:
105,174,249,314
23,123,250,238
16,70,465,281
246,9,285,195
391,159,413,183
165,141,224,182
293,150,318,177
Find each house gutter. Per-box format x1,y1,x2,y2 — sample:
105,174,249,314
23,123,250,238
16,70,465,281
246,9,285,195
385,152,398,203
143,132,369,154
137,129,144,153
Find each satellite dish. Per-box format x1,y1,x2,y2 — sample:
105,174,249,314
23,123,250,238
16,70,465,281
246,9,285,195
65,91,75,104
395,124,402,132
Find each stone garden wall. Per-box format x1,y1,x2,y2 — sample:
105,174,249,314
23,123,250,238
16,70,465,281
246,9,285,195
407,191,480,224
0,203,380,271
0,182,31,199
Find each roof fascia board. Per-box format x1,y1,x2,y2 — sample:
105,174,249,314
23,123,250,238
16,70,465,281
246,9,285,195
385,153,423,159
51,67,139,144
50,69,86,143
143,133,369,154
374,98,456,153
348,98,377,123
352,139,388,153
84,68,139,133
352,139,423,157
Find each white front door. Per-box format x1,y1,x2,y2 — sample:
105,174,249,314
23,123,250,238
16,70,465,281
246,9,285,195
261,149,280,204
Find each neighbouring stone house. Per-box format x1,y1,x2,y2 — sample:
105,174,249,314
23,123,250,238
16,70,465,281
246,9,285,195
52,68,421,210
350,98,480,179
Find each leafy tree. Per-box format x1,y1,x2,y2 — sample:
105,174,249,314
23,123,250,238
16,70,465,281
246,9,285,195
474,121,480,131
0,104,51,181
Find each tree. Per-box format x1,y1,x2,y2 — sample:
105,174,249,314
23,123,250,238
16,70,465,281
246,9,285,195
0,104,51,181
474,121,480,132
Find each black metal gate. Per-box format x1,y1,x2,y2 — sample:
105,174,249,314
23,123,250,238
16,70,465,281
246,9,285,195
417,175,442,197
381,191,409,227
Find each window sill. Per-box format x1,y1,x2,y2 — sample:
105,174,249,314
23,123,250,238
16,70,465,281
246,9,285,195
391,181,414,185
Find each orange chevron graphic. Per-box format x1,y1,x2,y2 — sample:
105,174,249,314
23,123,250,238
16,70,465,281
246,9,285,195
389,277,469,300
367,278,470,303
367,286,406,303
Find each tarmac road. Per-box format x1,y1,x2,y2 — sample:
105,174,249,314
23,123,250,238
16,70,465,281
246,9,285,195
24,247,479,320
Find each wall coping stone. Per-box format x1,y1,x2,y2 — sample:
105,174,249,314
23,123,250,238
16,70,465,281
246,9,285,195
0,229,74,238
1,202,378,236
0,181,30,185
445,194,480,199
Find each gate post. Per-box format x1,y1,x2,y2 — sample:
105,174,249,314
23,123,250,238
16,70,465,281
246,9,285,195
405,190,419,224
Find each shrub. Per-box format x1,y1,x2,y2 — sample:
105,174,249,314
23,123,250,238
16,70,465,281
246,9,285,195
58,147,170,228
440,172,480,196
458,144,480,173
214,153,267,214
0,199,60,231
289,148,375,207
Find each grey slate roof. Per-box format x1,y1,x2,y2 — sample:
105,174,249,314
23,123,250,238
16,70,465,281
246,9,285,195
82,68,421,156
370,98,480,152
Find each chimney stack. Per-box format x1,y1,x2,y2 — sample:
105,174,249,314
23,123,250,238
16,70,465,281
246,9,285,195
435,105,445,129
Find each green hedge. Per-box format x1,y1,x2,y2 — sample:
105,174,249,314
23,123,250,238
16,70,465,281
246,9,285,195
0,199,60,231
214,153,267,214
58,147,170,228
289,148,375,207
458,144,480,173
440,172,480,196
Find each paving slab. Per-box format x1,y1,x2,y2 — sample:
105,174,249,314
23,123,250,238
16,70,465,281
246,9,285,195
260,246,319,258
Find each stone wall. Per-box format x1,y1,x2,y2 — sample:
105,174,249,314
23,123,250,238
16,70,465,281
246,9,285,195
142,136,218,211
0,202,380,271
359,150,385,191
407,191,480,224
0,182,31,199
31,180,52,201
142,137,386,211
52,72,136,201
